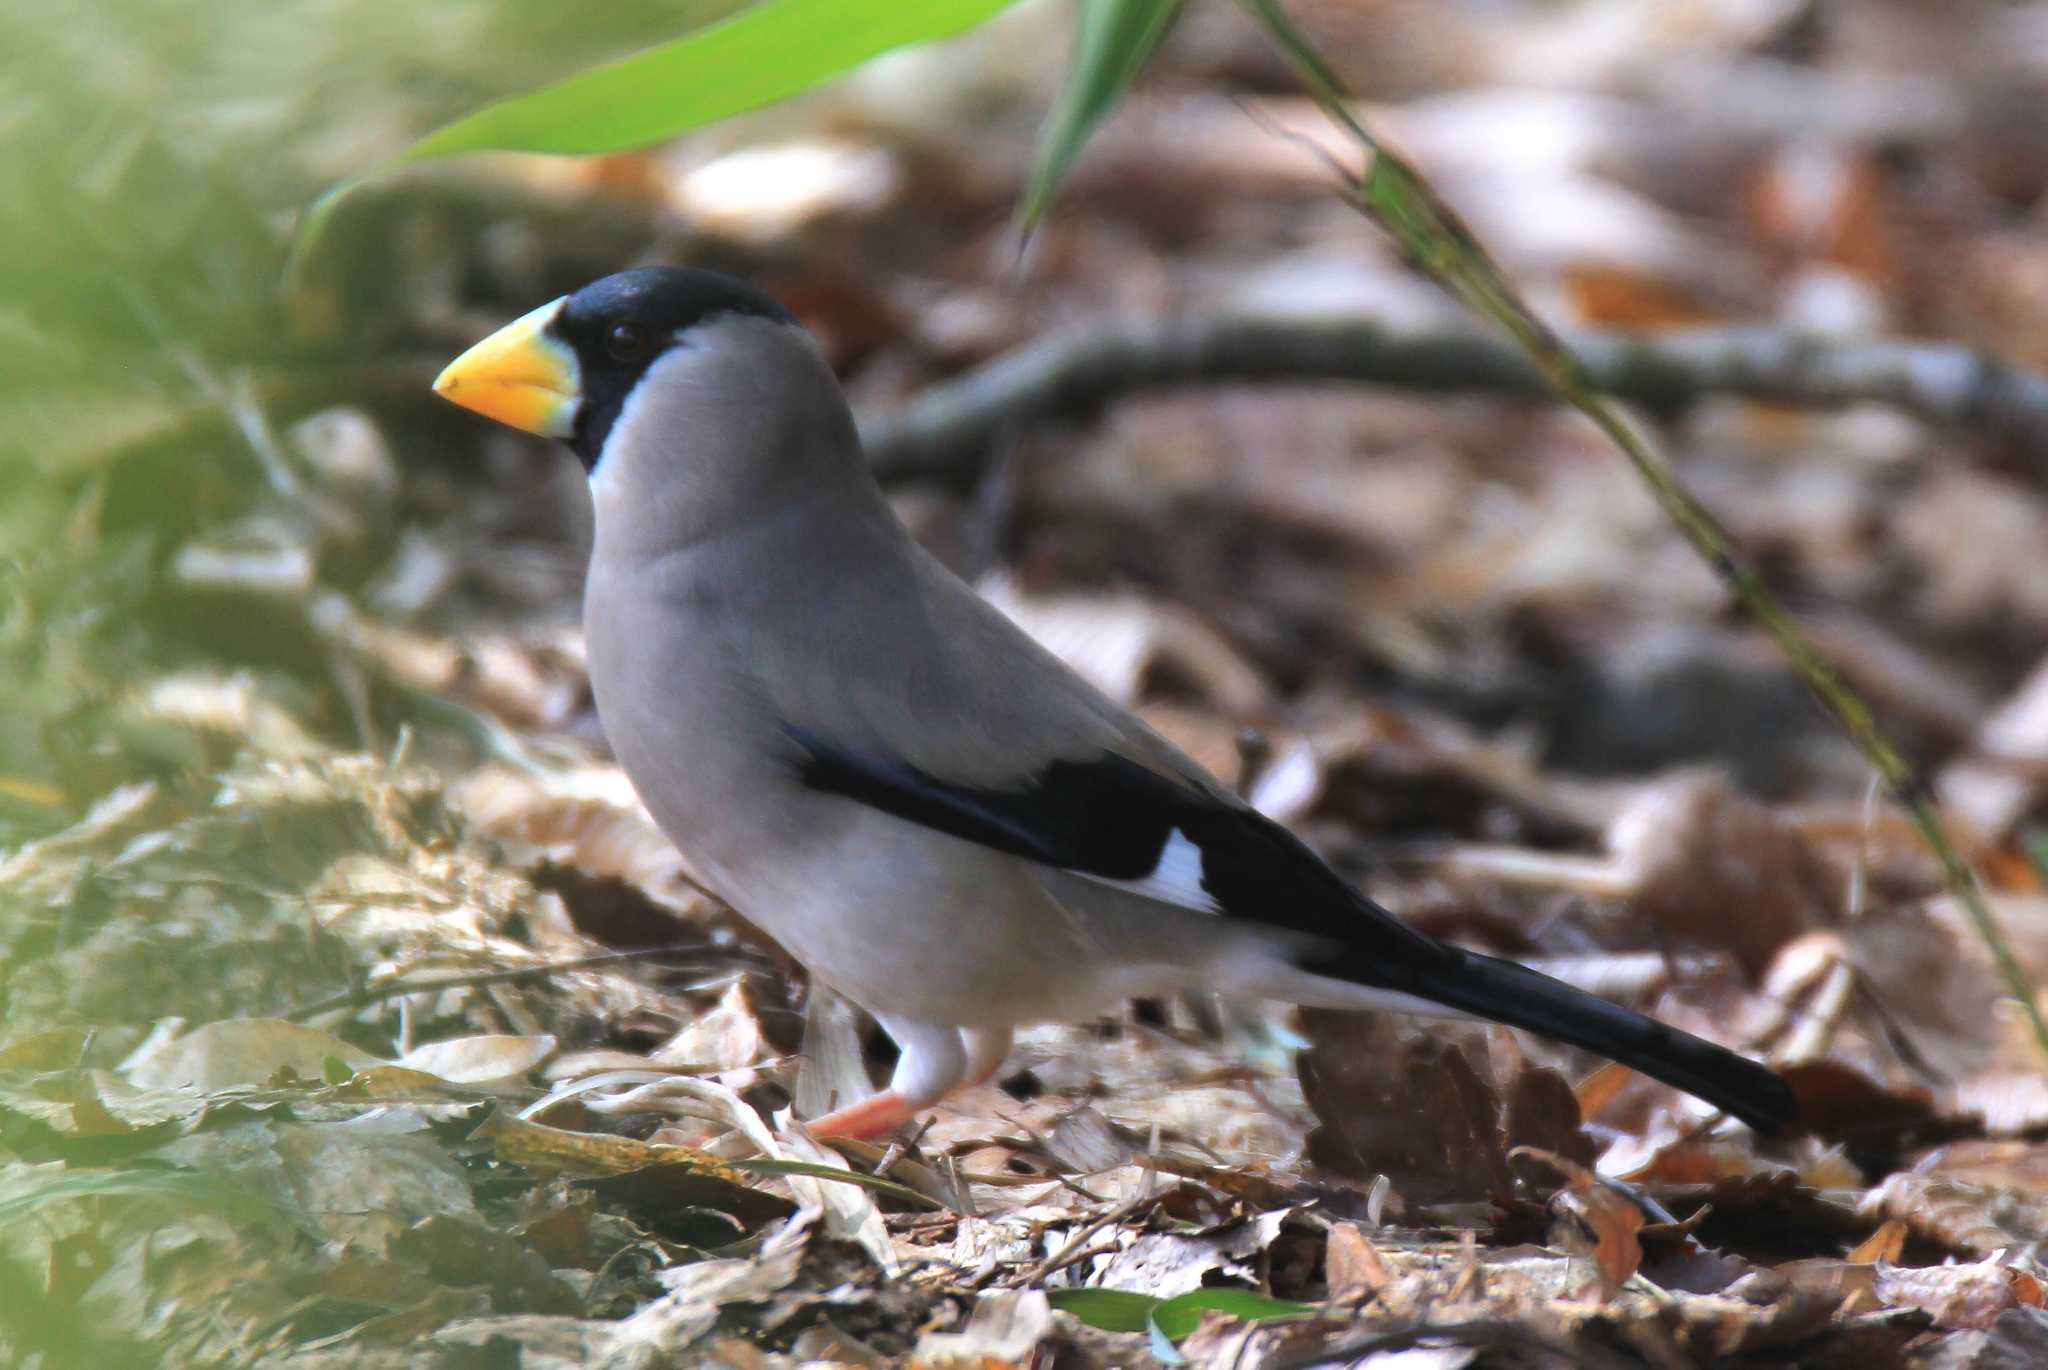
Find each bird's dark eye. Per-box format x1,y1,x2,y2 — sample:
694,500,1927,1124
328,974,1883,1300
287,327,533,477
605,321,652,362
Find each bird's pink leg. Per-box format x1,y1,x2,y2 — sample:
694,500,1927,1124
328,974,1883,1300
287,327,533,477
808,1024,1018,1137
804,1088,927,1139
802,1016,970,1139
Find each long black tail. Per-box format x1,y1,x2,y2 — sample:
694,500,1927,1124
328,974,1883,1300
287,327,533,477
1397,947,1797,1135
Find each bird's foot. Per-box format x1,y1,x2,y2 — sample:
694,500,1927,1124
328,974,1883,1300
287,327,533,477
802,1089,925,1139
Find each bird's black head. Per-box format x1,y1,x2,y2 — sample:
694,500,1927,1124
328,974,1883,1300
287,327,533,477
434,266,797,471
549,268,796,470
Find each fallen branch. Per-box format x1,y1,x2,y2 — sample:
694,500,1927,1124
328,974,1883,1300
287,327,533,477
859,314,2048,485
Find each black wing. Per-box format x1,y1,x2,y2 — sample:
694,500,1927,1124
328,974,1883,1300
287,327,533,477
782,722,1798,1136
781,721,1458,983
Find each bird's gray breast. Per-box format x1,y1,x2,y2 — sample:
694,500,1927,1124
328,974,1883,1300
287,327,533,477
580,545,810,893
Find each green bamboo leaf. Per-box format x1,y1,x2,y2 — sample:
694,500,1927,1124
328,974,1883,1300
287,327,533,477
1045,1287,1161,1333
296,0,1019,271
1019,0,1184,232
1047,1286,1312,1344
1149,1288,1312,1341
399,0,1020,162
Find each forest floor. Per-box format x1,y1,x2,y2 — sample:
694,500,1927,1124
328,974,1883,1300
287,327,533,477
7,2,2048,1366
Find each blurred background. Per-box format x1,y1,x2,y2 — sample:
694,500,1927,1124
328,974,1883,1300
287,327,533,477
9,0,2048,817
6,0,2048,1363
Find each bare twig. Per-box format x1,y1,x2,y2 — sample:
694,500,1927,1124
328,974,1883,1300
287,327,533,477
859,311,2048,487
1002,1187,1158,1290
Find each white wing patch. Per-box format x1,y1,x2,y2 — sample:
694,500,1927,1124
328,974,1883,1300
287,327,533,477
1095,827,1221,914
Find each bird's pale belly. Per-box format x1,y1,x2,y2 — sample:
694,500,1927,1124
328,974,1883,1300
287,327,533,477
701,802,1136,1029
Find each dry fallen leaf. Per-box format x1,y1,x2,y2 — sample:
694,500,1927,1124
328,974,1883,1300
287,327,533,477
1325,1220,1395,1302
397,1033,557,1085
1876,1254,2043,1331
1089,1209,1292,1300
979,572,1268,715
652,980,772,1073
456,763,707,908
1604,771,1844,978
119,1018,379,1091
1298,1009,1512,1209
1860,1162,2048,1262
1298,1009,1594,1214
604,1213,813,1357
909,1288,1051,1369
1937,654,2048,844
1513,1146,1645,1295
1848,1218,1910,1265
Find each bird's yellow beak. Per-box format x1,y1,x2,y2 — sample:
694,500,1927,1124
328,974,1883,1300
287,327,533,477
433,297,580,437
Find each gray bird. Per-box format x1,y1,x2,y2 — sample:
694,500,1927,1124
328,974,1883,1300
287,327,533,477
434,267,1796,1139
